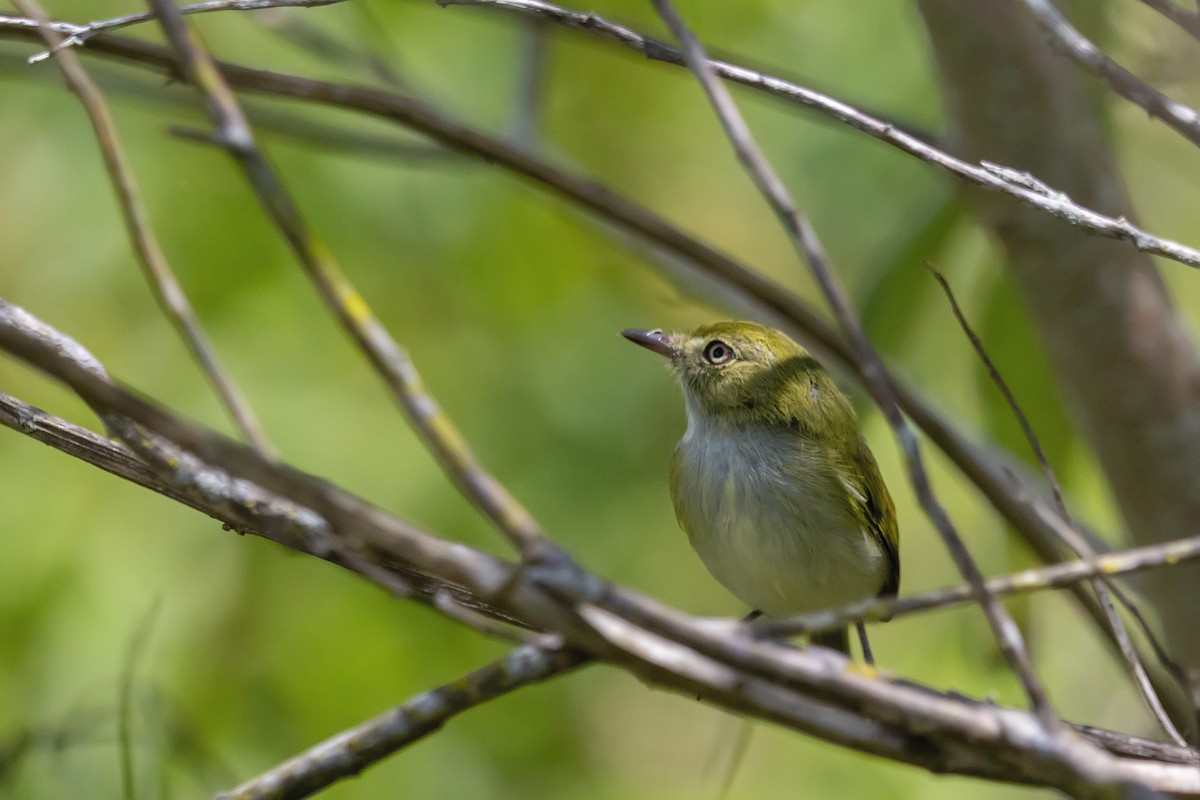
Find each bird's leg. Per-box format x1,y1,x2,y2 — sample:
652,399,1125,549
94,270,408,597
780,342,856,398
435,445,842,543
856,621,876,666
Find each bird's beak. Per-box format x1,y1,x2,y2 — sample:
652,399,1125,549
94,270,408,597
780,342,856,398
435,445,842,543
621,328,678,359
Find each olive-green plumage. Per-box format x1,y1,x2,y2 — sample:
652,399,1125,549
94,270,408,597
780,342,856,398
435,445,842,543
623,321,899,655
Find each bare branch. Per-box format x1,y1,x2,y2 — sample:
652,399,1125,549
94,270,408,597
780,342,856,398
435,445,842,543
1023,0,1200,149
925,262,1189,745
650,0,1055,723
759,534,1200,636
435,0,1200,270
216,645,584,800
254,3,407,90
8,0,1200,267
26,0,344,63
144,0,546,555
1138,0,1200,40
14,0,274,458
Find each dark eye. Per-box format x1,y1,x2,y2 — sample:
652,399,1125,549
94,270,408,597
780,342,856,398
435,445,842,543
703,340,734,365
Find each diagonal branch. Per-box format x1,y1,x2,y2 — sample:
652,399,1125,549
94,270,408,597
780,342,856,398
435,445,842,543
1022,0,1200,149
1138,0,1200,40
6,3,1200,268
926,262,1190,745
26,0,344,63
14,0,274,458
435,0,1200,270
649,0,1055,723
216,645,585,800
758,534,1200,637
143,0,546,555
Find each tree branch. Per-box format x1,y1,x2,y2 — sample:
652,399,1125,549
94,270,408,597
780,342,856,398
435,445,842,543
1022,0,1200,149
144,0,546,555
216,645,585,800
14,0,274,458
917,0,1200,737
1137,0,1200,41
433,0,1200,269
925,262,1189,746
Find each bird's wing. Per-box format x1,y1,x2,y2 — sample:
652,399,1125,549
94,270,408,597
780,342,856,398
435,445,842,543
845,436,900,600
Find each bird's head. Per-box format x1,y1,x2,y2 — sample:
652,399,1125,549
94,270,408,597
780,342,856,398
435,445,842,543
622,320,831,426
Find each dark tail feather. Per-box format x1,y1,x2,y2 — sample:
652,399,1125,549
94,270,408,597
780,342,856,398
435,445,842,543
811,627,851,656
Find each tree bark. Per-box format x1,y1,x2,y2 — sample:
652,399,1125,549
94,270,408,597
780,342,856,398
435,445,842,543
916,0,1200,693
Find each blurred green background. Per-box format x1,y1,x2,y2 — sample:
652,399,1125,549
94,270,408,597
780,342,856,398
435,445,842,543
3,0,1200,797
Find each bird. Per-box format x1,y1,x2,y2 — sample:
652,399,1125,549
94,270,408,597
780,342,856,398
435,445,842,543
622,320,899,659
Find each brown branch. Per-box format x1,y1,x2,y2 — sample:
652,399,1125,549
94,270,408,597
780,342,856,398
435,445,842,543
26,0,344,63
1023,0,1200,149
7,2,1200,267
433,0,1200,270
925,262,1190,745
1138,0,1200,40
14,0,274,458
758,534,1200,636
144,0,546,555
917,0,1200,740
216,645,585,800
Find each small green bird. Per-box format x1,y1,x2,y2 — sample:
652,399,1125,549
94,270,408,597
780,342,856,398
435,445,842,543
623,321,899,658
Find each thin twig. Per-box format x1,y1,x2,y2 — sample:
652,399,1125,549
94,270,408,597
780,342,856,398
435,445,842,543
144,0,545,555
925,261,1190,745
14,0,274,458
923,262,1068,517
26,0,344,63
216,645,585,800
434,0,1200,270
758,534,1200,637
255,4,406,90
1023,0,1200,149
1138,0,1200,40
9,1,1200,268
512,16,550,149
650,0,1055,723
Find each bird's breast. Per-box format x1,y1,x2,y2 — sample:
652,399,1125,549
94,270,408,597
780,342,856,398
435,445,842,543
672,424,887,616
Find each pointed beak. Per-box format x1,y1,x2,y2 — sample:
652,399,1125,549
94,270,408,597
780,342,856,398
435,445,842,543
621,328,678,359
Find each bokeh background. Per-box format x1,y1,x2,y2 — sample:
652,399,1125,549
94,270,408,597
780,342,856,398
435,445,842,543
3,0,1200,797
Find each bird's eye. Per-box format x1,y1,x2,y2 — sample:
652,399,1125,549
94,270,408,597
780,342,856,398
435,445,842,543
703,340,734,365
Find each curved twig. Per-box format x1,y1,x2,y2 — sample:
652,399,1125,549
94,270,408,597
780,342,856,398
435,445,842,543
925,261,1189,745
1023,0,1200,150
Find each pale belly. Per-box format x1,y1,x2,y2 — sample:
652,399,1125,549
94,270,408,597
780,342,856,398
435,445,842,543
674,427,887,617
